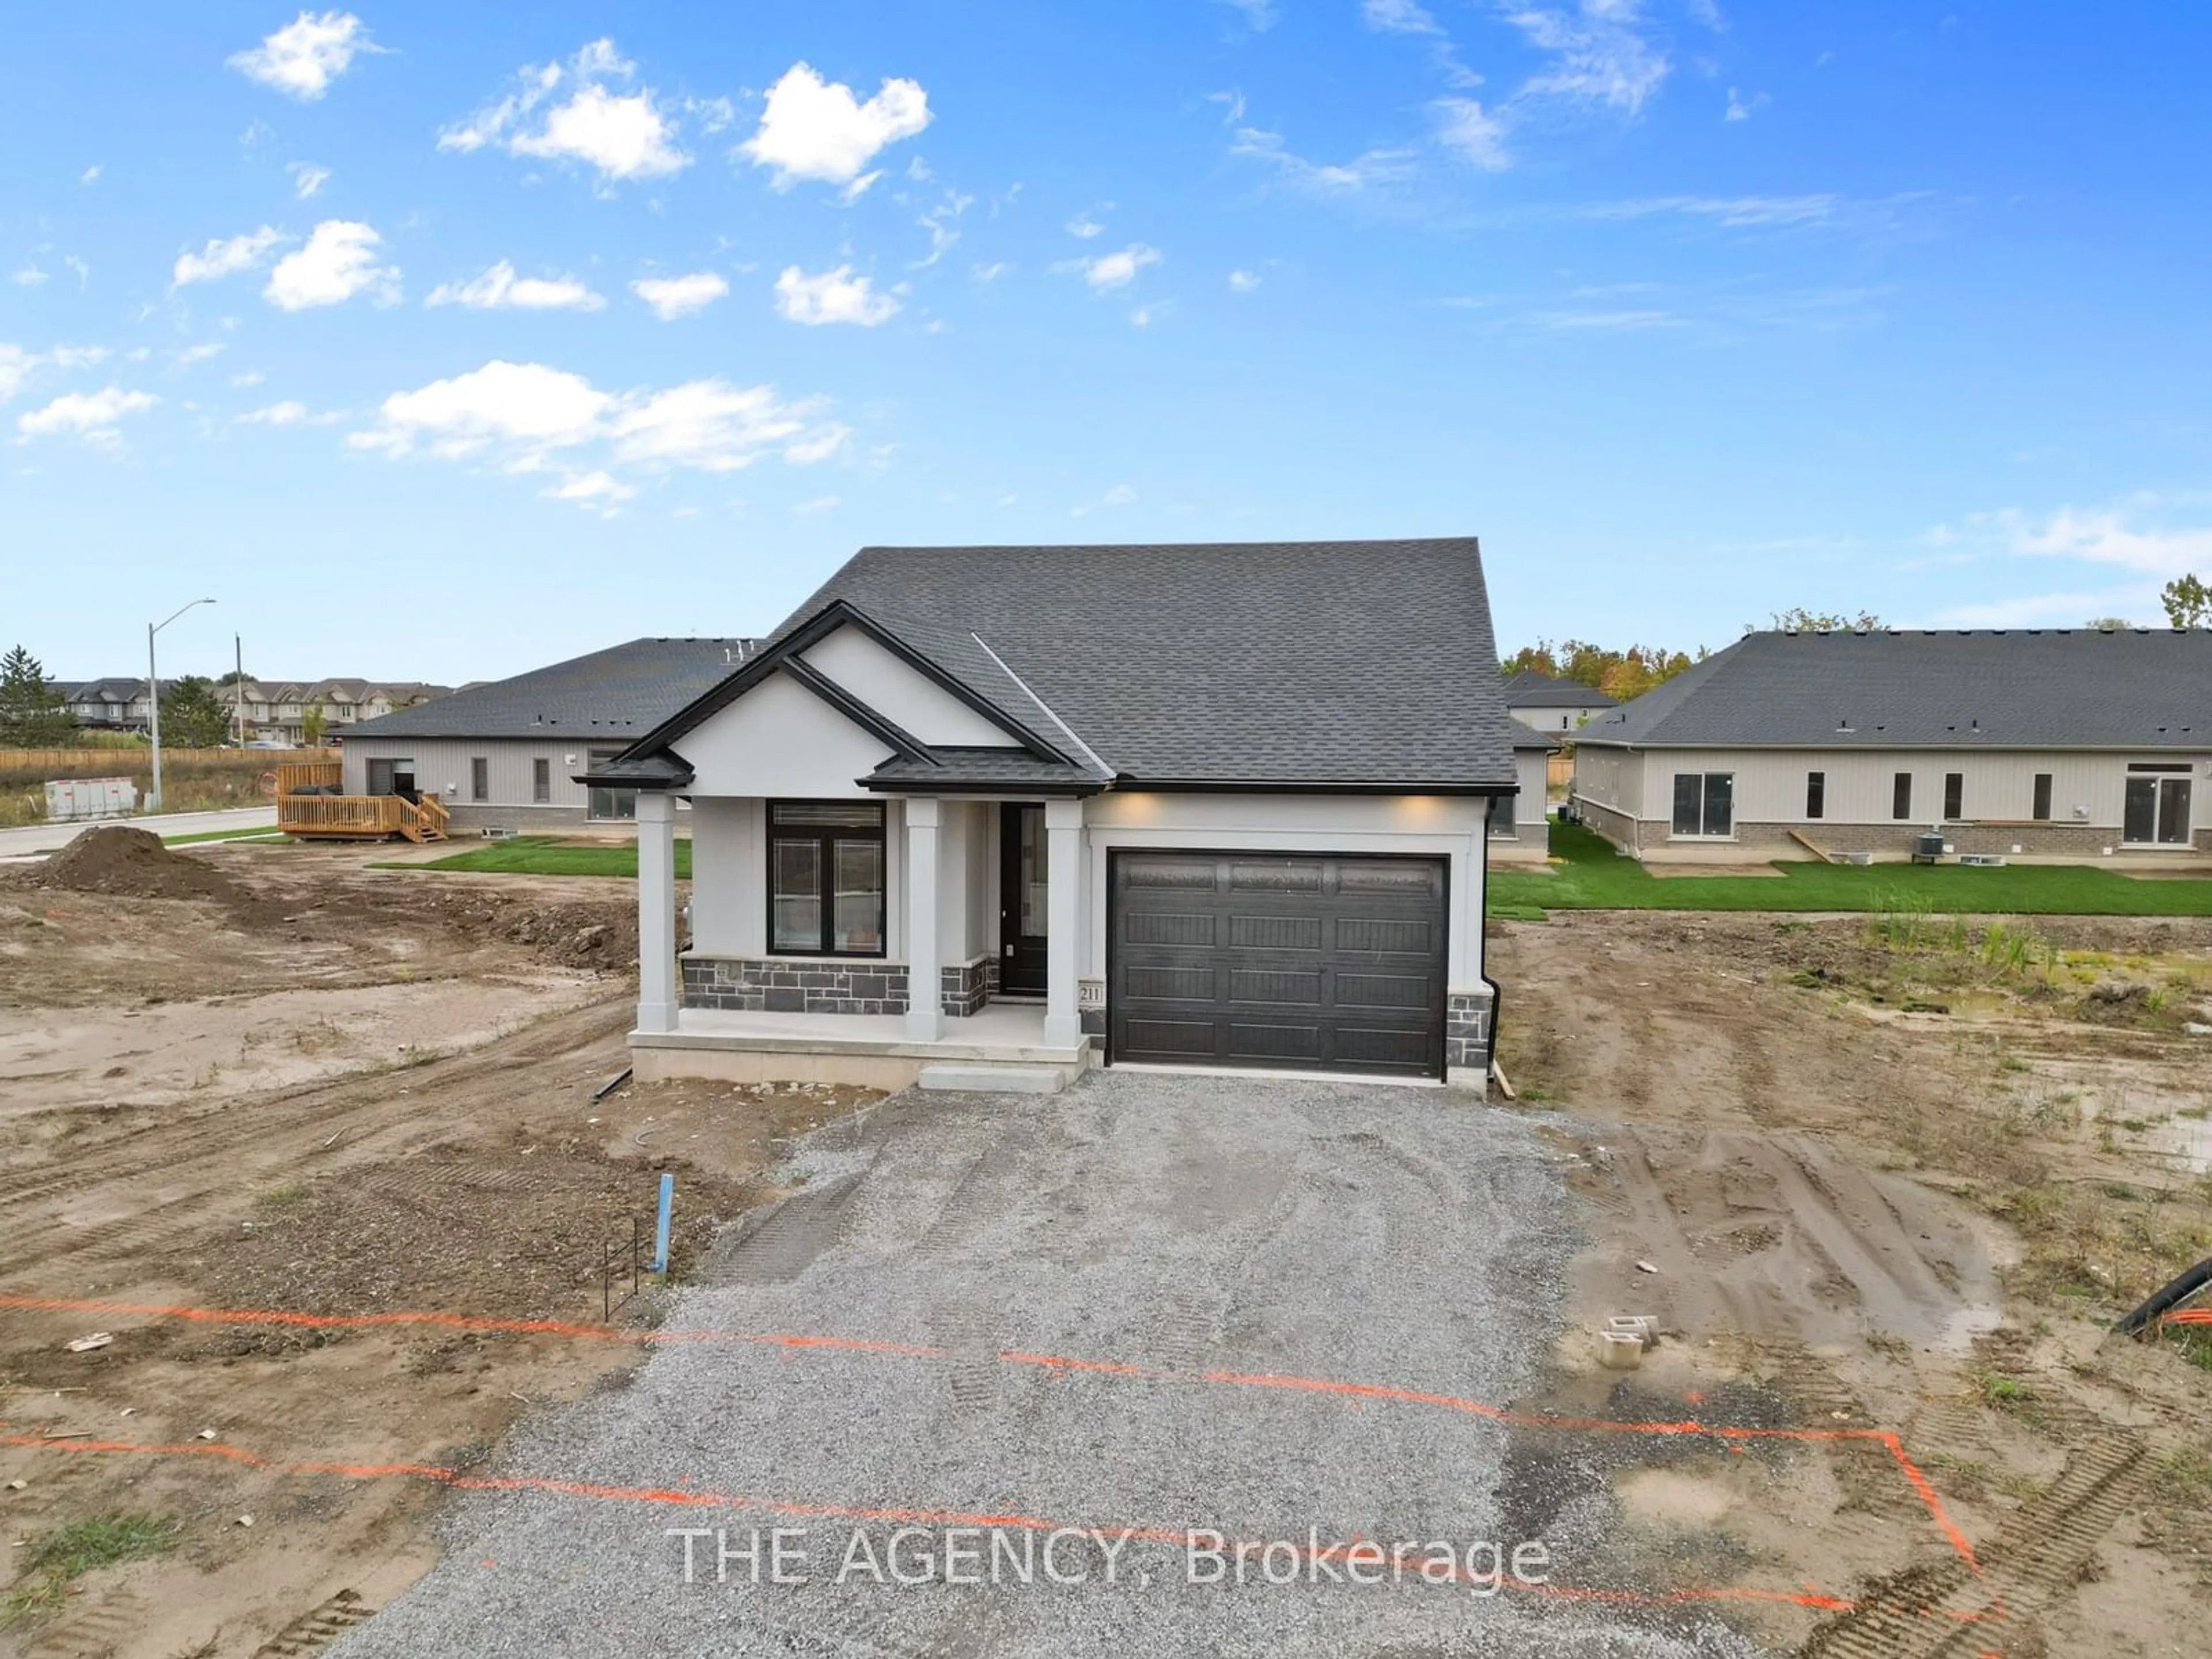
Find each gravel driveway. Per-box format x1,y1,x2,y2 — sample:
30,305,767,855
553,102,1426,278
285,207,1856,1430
334,1071,1766,1658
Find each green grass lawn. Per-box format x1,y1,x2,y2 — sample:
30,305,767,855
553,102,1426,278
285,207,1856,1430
162,825,288,846
380,835,693,879
1490,817,2212,918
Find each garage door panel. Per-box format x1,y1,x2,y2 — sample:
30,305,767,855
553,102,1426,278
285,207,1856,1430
1126,911,1217,947
1226,968,1324,1005
1335,916,1435,955
1112,851,1447,1078
1229,914,1323,950
1226,1022,1325,1062
1334,972,1431,1010
1121,1018,1217,1057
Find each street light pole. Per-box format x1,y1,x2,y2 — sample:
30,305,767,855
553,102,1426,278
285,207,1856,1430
146,598,216,815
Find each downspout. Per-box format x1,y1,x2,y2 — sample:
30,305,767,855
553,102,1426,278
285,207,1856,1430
1480,798,1505,1090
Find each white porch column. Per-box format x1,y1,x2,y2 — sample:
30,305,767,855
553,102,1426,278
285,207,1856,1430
1042,798,1083,1048
904,796,944,1041
635,790,679,1033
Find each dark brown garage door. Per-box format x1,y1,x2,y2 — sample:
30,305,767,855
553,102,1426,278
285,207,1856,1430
1109,851,1448,1078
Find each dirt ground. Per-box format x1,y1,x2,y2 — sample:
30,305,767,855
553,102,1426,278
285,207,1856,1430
0,836,877,1657
5,836,2210,1656
1492,910,2212,1657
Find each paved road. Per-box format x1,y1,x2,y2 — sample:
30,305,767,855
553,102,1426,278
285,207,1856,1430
0,805,276,857
335,1072,1764,1658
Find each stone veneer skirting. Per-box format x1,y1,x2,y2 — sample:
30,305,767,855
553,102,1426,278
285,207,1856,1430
940,956,994,1018
1588,815,2212,862
1445,991,1494,1074
682,955,910,1016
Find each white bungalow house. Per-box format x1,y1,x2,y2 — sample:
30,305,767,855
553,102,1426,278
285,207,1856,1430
586,538,1520,1093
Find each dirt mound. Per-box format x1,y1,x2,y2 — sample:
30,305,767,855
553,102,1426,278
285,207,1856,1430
34,824,237,901
399,888,639,971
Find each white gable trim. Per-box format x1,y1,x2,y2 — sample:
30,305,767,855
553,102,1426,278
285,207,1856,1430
802,624,1017,750
676,669,896,799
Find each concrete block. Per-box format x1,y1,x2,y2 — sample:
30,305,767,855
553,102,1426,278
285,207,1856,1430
1597,1331,1645,1371
916,1064,1070,1095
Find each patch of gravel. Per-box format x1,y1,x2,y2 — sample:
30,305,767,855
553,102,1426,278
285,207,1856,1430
333,1071,1765,1658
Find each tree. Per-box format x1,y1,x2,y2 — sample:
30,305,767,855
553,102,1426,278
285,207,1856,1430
2160,574,2210,629
1500,638,1705,699
1763,608,1883,633
2084,616,2133,631
0,645,74,745
301,703,327,745
158,675,232,748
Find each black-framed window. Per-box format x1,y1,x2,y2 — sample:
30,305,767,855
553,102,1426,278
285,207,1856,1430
1486,791,1516,839
1943,772,1964,820
1805,771,1825,820
1671,771,1733,837
532,759,551,804
769,800,887,956
470,757,489,802
2032,774,2052,821
586,749,637,821
1892,772,1912,820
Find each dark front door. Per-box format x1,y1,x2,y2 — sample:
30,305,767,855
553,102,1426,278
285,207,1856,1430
1110,851,1449,1078
999,803,1048,997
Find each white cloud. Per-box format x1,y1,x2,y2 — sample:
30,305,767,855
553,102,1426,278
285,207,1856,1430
544,469,635,509
1363,0,1442,34
1071,482,1137,517
228,10,381,101
441,40,687,184
1066,213,1105,239
1724,87,1770,122
289,161,331,198
1062,243,1161,291
62,256,89,290
1574,194,1848,228
1228,268,1262,292
79,164,101,185
741,63,930,189
971,261,1012,282
1433,98,1510,169
1503,1,1671,116
774,264,900,326
173,343,226,367
173,226,286,287
631,272,729,320
1935,499,2212,579
1213,0,1278,31
0,344,102,404
13,265,47,287
913,191,972,268
237,400,309,425
264,220,398,309
351,359,849,485
427,260,604,312
1229,126,1418,193
229,370,266,388
792,494,840,516
17,386,157,446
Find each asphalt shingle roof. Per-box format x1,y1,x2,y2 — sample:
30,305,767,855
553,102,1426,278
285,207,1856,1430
343,638,755,742
1502,669,1618,709
738,538,1514,788
1508,718,1563,751
1578,628,2212,749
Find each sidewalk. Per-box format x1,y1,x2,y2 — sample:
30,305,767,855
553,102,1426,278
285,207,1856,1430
0,805,278,858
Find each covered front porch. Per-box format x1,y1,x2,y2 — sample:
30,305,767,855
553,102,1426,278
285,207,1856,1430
628,790,1094,1091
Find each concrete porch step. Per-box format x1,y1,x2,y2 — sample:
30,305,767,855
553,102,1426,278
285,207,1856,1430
915,1063,1072,1095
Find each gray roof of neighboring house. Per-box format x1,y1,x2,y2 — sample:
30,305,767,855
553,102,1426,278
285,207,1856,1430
1502,668,1618,709
677,538,1514,789
341,638,756,743
1576,628,2212,750
1509,718,1563,751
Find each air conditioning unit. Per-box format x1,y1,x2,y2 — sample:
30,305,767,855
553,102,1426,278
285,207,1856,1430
1842,851,1873,866
1959,853,2006,868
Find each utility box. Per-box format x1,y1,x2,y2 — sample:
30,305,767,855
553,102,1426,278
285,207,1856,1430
44,777,138,822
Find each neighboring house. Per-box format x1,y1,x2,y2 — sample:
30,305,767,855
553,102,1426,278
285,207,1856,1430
585,537,1518,1094
1489,720,1560,862
46,676,447,741
1502,668,1618,733
1572,628,2212,862
51,678,161,730
338,638,756,830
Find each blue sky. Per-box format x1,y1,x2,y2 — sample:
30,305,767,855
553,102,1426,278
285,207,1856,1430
5,2,2210,683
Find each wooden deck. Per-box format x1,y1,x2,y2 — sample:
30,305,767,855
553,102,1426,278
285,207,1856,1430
277,777,449,842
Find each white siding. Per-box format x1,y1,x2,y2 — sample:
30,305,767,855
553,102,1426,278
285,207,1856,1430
1572,745,1642,816
342,737,596,810
801,626,1016,748
1624,747,2212,834
679,672,896,800
1513,748,1550,832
